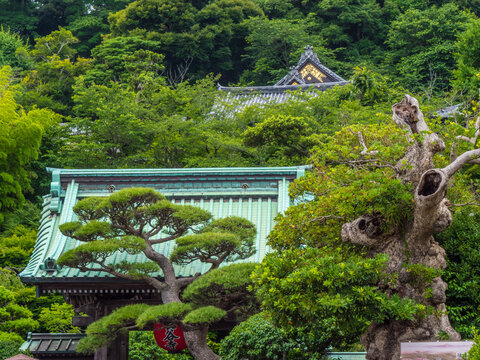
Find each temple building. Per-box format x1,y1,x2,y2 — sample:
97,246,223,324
18,46,348,360
20,166,307,360
218,45,347,106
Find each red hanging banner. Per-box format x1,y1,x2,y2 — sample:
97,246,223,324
153,323,187,352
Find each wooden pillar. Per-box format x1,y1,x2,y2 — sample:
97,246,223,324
94,332,128,360
94,346,107,360
108,332,129,360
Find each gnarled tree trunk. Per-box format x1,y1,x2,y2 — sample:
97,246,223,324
341,95,480,359
182,326,220,360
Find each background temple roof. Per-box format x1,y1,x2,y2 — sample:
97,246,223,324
20,167,307,292
218,46,347,106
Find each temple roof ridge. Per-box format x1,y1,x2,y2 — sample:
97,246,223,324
275,45,345,86
217,45,346,105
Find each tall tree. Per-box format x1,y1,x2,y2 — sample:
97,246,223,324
0,0,39,37
241,17,333,85
57,188,257,359
385,3,473,93
452,18,480,98
106,0,264,82
0,66,59,225
0,27,32,71
254,95,480,359
18,27,91,115
436,208,480,339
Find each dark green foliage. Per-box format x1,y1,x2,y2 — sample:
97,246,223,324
309,0,386,67
108,0,198,35
136,303,193,329
385,3,473,93
255,248,423,348
183,263,256,302
107,0,264,82
452,18,480,97
0,201,41,234
219,312,331,360
129,331,193,360
0,340,30,359
183,263,259,321
2,0,480,93
58,236,146,268
0,1,38,37
78,304,150,353
241,18,332,85
436,209,480,338
66,0,132,56
183,306,226,325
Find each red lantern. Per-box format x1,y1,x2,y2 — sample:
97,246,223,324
153,324,187,352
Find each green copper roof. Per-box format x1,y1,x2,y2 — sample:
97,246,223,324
20,167,307,288
20,333,86,355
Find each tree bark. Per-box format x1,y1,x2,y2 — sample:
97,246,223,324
342,95,462,360
182,326,221,360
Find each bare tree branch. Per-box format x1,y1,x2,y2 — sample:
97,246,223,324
448,199,480,208
357,132,379,156
166,57,193,87
450,116,480,162
149,232,184,245
443,148,480,178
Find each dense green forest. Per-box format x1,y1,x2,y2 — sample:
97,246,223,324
3,0,480,358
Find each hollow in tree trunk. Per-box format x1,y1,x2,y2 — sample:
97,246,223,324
341,95,480,359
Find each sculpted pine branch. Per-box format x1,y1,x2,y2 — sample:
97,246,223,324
57,188,257,360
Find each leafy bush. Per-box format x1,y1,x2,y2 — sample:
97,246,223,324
0,340,29,359
219,312,330,360
465,331,480,359
129,331,192,360
436,209,480,338
39,303,80,333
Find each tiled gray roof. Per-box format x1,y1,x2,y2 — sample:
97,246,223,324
218,82,348,107
218,46,347,107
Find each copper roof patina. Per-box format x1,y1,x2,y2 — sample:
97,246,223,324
20,333,90,359
20,166,307,292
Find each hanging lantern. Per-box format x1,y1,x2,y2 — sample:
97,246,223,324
153,323,187,352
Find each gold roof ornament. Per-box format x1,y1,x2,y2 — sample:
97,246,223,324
217,45,347,107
